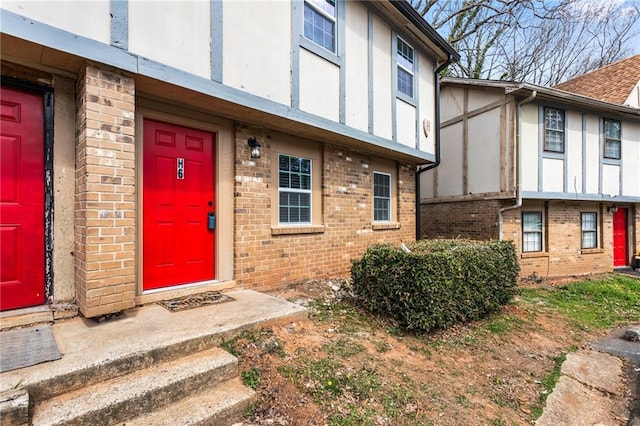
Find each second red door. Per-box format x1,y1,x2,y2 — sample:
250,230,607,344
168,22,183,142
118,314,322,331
143,119,215,290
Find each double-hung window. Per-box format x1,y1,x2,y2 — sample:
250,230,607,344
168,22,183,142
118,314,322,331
544,107,565,153
373,172,391,222
396,37,414,98
581,212,597,249
604,119,621,159
303,0,336,53
522,212,543,252
279,154,312,224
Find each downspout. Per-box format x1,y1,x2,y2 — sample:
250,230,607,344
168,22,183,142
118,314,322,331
415,54,453,240
497,89,537,240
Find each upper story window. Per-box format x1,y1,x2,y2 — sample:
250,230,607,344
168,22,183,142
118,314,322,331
604,119,621,160
303,0,336,53
544,107,565,153
373,172,391,222
279,154,312,224
396,37,414,98
581,212,597,249
522,211,543,252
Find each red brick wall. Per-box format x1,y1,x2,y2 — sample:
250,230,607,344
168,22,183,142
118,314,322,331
234,127,416,291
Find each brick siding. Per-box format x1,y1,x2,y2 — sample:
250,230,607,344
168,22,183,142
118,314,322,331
424,199,621,278
234,128,416,292
75,63,136,317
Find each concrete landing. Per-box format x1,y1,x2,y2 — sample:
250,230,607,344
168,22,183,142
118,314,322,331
0,289,307,395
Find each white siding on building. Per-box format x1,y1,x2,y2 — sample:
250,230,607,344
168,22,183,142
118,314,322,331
542,158,564,192
396,99,417,148
3,0,110,44
344,1,369,132
129,1,211,79
437,123,464,196
584,115,600,194
223,0,291,105
418,55,435,154
468,109,501,194
566,111,583,194
520,104,539,192
299,49,340,122
371,16,392,140
622,122,640,197
602,164,620,195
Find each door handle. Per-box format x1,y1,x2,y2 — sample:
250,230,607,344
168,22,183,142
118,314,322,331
208,212,216,230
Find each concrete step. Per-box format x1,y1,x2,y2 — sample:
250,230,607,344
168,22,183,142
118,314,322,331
121,377,256,426
32,347,239,426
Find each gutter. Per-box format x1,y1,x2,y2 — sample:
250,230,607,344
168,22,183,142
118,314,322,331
497,89,537,240
416,54,454,239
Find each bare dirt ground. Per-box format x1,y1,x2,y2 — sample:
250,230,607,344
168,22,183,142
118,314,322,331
229,276,637,426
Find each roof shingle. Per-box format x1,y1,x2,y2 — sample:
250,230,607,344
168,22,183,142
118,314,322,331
553,55,640,106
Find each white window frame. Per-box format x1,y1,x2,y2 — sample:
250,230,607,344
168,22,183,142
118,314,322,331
603,119,621,160
543,107,565,153
278,154,313,225
396,36,415,99
581,212,598,249
303,0,337,54
373,172,392,222
522,211,543,252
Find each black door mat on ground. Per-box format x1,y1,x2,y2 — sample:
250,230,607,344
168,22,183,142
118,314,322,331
157,291,234,312
0,324,61,373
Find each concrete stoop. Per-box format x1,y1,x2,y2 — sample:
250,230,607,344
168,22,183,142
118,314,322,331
0,290,308,426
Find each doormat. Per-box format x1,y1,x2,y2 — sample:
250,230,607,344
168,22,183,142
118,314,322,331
0,325,61,373
157,291,234,312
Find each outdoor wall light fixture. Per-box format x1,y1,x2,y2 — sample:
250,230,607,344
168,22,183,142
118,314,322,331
247,137,261,159
607,205,618,213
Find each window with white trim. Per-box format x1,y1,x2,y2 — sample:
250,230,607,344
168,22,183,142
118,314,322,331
303,0,336,53
373,172,391,222
522,211,543,252
396,37,414,98
278,154,312,224
604,119,621,160
544,107,565,153
581,212,597,249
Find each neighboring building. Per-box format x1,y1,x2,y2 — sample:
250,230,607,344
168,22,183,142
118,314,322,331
420,76,640,278
0,1,458,318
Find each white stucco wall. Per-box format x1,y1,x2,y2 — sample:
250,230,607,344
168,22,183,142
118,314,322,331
440,86,464,122
468,109,501,194
222,0,291,105
396,99,416,148
418,55,435,154
371,16,392,140
520,104,539,192
437,123,464,196
299,49,340,122
344,1,369,132
2,1,111,44
602,164,620,195
622,121,640,197
566,111,583,194
129,1,211,79
584,114,600,194
542,158,564,192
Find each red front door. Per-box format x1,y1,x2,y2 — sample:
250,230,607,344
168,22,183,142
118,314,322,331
143,119,215,290
612,208,628,267
1,86,45,310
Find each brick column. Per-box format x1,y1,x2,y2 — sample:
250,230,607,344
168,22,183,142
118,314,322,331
75,63,136,317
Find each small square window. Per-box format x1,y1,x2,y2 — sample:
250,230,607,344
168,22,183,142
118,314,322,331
604,119,621,160
581,212,597,249
544,107,565,153
279,154,312,224
396,37,414,98
373,172,391,222
522,211,543,252
303,0,336,53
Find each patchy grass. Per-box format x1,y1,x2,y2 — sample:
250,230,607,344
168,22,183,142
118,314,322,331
520,275,640,330
236,274,639,425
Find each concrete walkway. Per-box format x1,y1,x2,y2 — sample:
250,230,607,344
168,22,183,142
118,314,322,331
537,326,640,426
0,289,308,394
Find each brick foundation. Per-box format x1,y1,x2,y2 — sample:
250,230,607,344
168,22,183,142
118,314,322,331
75,63,136,317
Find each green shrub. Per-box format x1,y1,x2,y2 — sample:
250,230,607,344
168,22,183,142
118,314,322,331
350,239,519,332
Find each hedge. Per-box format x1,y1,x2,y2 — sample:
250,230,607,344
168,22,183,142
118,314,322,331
350,239,519,332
